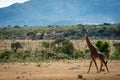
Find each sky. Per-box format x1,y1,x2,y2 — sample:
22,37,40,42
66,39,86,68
0,0,29,8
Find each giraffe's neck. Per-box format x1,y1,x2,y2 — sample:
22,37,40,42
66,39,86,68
85,35,96,52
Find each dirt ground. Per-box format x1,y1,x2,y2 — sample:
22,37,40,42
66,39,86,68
0,60,120,80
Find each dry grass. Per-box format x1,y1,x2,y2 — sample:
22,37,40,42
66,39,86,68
0,40,120,53
0,60,120,80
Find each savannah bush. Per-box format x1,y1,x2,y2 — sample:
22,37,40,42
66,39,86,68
95,41,110,59
72,50,84,59
111,42,120,59
0,50,13,62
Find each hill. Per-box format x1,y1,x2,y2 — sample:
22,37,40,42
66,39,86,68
0,0,120,26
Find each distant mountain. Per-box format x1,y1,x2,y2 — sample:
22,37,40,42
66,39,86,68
0,0,120,26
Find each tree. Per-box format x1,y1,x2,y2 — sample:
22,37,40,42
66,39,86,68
95,41,110,58
27,32,36,40
103,23,111,25
11,42,22,52
13,25,21,28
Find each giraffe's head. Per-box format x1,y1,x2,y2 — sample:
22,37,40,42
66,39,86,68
80,29,88,39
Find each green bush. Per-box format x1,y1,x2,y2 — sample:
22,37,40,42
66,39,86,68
72,51,84,59
62,42,75,55
113,42,120,49
54,53,69,60
112,48,120,59
0,51,12,62
84,49,90,59
112,42,120,59
41,39,75,60
0,51,12,59
54,39,75,55
16,51,33,60
9,50,33,62
95,41,110,59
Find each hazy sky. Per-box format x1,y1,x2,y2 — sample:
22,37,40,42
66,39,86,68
0,0,29,8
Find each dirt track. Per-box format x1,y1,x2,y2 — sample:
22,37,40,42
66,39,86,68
0,60,120,80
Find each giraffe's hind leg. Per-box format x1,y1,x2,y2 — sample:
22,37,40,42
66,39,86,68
103,60,109,73
100,60,103,72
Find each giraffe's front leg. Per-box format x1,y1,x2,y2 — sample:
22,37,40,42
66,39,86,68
93,58,99,73
87,59,93,73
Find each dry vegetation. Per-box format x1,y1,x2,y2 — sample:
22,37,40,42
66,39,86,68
0,40,120,54
0,60,120,80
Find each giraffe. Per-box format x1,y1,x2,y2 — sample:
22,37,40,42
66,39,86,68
82,33,109,73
